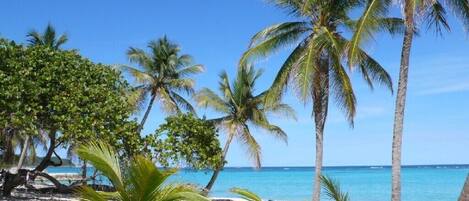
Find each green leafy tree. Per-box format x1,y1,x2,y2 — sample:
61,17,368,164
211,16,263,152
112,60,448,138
0,39,141,195
122,36,203,132
347,0,469,199
240,1,400,200
26,23,68,49
195,64,295,192
76,141,209,201
146,113,223,170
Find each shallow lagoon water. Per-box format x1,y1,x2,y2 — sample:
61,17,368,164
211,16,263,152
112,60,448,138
48,165,469,201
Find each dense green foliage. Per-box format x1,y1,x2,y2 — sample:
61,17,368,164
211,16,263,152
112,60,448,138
76,141,209,201
147,113,223,170
0,39,141,157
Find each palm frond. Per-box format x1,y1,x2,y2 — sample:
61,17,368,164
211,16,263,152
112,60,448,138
169,91,196,114
424,0,451,35
194,88,231,114
125,86,149,113
265,103,297,120
158,185,209,201
26,31,43,46
249,22,309,47
76,141,124,191
348,0,392,66
168,78,195,95
239,125,262,168
293,38,317,102
177,64,204,77
158,88,181,114
321,175,350,201
127,47,153,70
376,17,406,35
127,156,172,200
240,23,308,65
264,39,309,105
269,0,312,16
119,65,154,85
55,34,68,49
330,58,356,126
77,186,108,201
230,188,262,201
218,71,237,106
356,49,393,92
445,0,469,29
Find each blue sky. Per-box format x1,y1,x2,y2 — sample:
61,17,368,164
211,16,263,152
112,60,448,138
1,0,468,167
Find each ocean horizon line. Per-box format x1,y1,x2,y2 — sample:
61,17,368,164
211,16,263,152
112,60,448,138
220,164,469,169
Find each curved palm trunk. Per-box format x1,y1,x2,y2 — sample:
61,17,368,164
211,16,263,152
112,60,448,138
391,6,414,201
17,136,31,170
459,174,469,201
203,133,234,194
138,94,156,133
312,69,329,201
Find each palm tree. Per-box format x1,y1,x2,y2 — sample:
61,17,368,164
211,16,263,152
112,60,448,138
76,140,209,201
26,23,68,49
347,0,469,200
122,36,203,132
194,64,295,192
459,174,469,201
241,1,398,200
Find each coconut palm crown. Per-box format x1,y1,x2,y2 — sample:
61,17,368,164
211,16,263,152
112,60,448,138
195,64,295,191
240,1,401,200
26,23,68,50
122,36,203,131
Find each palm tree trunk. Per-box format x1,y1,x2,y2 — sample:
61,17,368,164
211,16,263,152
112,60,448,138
392,5,414,201
312,69,329,201
138,94,156,133
459,174,469,201
203,133,234,194
16,135,31,170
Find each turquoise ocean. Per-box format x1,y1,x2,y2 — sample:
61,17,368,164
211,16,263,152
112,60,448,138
48,165,469,201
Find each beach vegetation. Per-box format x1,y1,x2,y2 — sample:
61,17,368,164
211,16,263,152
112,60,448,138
145,113,223,170
0,39,142,195
76,140,209,201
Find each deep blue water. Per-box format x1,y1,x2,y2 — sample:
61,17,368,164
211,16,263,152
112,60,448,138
48,165,469,201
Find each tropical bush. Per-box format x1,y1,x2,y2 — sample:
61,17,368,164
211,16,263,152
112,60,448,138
146,113,223,170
